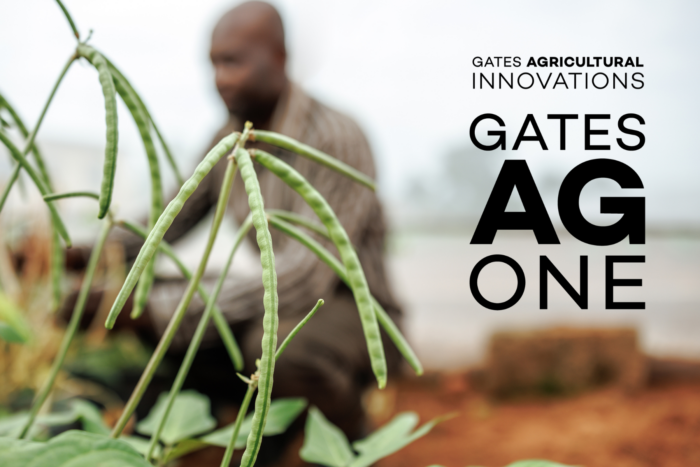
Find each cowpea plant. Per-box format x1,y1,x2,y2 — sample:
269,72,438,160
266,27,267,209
0,2,570,467
0,1,425,466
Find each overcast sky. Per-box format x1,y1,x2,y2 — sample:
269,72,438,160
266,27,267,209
1,0,699,228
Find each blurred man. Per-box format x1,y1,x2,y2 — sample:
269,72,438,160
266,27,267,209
70,0,403,443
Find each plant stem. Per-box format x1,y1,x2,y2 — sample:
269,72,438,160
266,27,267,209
144,215,253,461
18,217,112,439
0,132,71,247
105,132,240,328
0,164,21,212
275,299,324,360
0,54,75,214
220,382,256,467
110,128,250,437
55,0,80,40
116,220,244,371
265,209,330,240
43,191,99,202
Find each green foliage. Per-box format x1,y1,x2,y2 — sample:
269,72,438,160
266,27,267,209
300,407,448,467
300,407,356,467
135,390,216,445
127,390,304,463
0,430,151,466
234,141,279,467
0,291,31,343
0,399,109,439
203,397,307,448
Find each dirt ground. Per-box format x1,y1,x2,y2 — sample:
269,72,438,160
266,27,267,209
366,371,700,467
181,362,700,467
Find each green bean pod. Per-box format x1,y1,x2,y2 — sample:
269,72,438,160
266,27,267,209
251,149,387,388
0,93,65,308
268,215,423,376
144,214,253,460
117,220,244,371
0,131,71,247
107,64,164,319
236,147,279,467
105,132,239,329
251,130,376,191
77,44,118,219
106,59,185,186
0,93,52,189
111,151,241,438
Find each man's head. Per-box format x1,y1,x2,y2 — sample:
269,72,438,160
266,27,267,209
210,1,288,125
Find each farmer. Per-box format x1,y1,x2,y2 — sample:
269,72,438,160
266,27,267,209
66,0,402,444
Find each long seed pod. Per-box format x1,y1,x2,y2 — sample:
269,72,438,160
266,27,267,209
220,297,323,467
0,55,74,214
106,60,185,186
251,130,376,191
0,82,71,308
107,63,164,319
0,93,52,189
117,219,244,371
104,132,239,329
18,218,112,439
110,129,245,438
144,214,253,460
268,214,423,375
0,132,71,247
252,149,387,388
77,44,118,219
236,146,279,467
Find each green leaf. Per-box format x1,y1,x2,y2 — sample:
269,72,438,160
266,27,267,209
0,437,42,454
0,408,79,438
164,397,308,463
300,406,355,467
0,399,110,439
0,430,151,466
0,291,31,343
349,412,453,467
201,397,307,448
136,390,216,445
352,412,419,454
120,435,163,459
504,462,578,467
72,399,110,435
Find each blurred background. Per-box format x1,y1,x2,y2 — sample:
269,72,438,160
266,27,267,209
2,0,699,365
2,1,700,465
